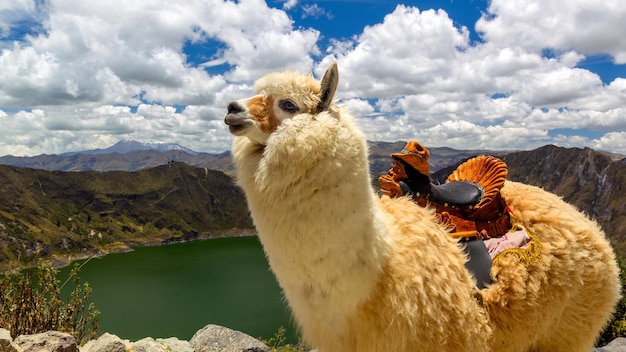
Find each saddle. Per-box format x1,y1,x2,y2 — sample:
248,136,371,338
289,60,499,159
379,141,511,289
379,141,511,240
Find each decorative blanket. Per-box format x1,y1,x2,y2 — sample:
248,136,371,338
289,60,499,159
484,225,530,260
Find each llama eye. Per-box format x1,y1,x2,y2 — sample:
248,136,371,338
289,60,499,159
279,99,299,114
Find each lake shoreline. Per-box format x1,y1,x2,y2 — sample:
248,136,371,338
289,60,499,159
4,228,258,273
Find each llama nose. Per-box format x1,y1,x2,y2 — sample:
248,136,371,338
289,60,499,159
227,102,244,114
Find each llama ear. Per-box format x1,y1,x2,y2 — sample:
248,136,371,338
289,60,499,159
316,62,338,113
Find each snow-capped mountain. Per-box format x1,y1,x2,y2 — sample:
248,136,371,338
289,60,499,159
61,139,200,156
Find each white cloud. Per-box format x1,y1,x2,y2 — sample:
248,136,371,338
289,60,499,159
317,3,626,155
0,0,320,107
0,103,232,156
514,67,602,107
592,132,626,153
418,121,550,151
0,0,626,157
327,5,470,98
195,0,320,81
282,0,298,11
220,28,320,82
302,4,331,19
0,0,324,155
0,0,42,42
476,0,626,64
342,98,375,117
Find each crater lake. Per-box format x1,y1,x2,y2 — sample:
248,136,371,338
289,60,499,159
58,236,297,343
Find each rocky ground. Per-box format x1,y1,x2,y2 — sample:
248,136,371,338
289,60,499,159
0,324,623,352
0,324,277,352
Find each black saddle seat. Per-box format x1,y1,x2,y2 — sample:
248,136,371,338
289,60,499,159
429,181,484,207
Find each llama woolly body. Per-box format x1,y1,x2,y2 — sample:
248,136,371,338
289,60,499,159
229,64,620,352
234,110,489,351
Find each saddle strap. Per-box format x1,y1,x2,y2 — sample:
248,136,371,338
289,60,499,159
435,194,512,240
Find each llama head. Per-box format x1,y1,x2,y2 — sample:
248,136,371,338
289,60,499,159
225,62,339,145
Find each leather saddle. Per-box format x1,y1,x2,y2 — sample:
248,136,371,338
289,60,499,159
380,154,511,240
380,149,511,289
426,181,484,207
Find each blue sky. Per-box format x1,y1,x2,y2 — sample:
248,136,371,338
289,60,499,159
0,0,625,156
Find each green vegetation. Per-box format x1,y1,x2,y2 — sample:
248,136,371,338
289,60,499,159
599,255,626,346
0,260,100,345
0,162,253,271
262,326,309,352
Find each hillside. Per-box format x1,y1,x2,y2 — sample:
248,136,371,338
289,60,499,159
0,162,252,271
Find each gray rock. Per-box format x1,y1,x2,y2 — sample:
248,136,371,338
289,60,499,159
131,337,167,352
13,331,78,352
597,338,626,352
156,337,195,352
0,328,18,352
190,324,269,352
79,333,127,352
130,336,194,352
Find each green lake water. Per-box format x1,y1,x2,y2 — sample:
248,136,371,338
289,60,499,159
58,236,297,343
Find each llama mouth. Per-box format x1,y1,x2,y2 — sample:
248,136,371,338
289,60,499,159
228,124,249,135
225,114,253,135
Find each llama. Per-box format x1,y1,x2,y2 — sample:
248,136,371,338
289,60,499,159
224,62,620,352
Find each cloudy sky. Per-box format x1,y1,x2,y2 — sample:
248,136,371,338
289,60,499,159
1,0,625,156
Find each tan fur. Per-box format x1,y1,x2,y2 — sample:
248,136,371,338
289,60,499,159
227,64,620,352
247,95,279,134
254,70,321,114
481,181,621,352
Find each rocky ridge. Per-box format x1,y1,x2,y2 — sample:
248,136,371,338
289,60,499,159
0,324,281,352
0,325,624,352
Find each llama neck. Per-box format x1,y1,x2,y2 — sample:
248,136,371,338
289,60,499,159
232,112,391,330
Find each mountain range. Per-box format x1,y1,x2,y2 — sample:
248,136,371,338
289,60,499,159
61,139,200,156
0,140,507,176
0,140,233,174
0,140,624,270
